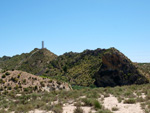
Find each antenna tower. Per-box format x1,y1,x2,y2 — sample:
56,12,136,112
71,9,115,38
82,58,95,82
42,41,44,49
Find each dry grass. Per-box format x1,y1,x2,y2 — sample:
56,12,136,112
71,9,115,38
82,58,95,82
0,71,149,113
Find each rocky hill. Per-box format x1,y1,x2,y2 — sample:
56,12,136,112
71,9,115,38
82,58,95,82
0,48,57,75
0,70,71,93
0,47,149,87
43,48,149,87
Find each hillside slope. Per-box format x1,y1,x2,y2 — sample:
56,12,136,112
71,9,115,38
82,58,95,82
136,63,150,81
43,48,149,87
0,47,149,87
0,48,57,75
0,70,71,93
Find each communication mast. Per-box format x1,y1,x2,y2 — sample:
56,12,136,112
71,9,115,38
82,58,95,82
42,41,44,49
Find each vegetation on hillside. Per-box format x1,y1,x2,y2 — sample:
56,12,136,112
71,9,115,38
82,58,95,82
18,48,57,74
43,48,149,87
0,48,57,74
137,63,150,80
0,70,71,94
0,48,149,87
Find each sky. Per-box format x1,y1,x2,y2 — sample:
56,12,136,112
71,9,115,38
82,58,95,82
0,0,150,62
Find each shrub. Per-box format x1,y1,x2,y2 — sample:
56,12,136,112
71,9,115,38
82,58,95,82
96,109,113,113
1,69,6,73
2,74,6,78
11,77,18,83
51,103,63,113
23,79,26,84
104,93,110,97
0,79,4,84
19,85,22,89
8,87,12,90
14,85,19,90
94,100,102,110
112,107,119,111
14,104,34,113
18,74,21,78
74,107,84,113
0,87,3,91
40,82,45,87
49,80,53,83
3,90,8,95
5,72,10,75
137,97,145,102
57,81,62,85
146,92,150,100
24,88,30,92
74,102,82,107
81,98,102,110
124,98,136,104
81,98,93,106
34,86,38,91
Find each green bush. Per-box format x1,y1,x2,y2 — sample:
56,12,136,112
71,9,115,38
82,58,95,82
0,79,4,84
81,98,93,106
96,109,113,113
81,98,102,110
74,107,84,113
14,85,19,90
11,77,18,83
112,107,119,111
40,82,45,87
74,102,82,107
2,74,6,78
8,87,12,90
34,86,38,91
51,103,63,113
94,100,102,110
124,98,136,104
5,72,10,75
23,79,26,84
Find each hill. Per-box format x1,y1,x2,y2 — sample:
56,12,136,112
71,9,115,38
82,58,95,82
0,56,11,62
0,70,71,93
0,48,57,75
0,47,149,87
136,63,150,81
43,48,149,87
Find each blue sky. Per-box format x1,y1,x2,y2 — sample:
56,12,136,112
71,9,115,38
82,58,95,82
0,0,150,62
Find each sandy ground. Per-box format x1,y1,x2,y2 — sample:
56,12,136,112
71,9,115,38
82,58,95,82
29,109,54,113
102,95,144,113
28,106,94,113
63,104,95,113
16,94,145,113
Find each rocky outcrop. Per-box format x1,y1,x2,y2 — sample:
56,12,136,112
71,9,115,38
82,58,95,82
94,48,149,87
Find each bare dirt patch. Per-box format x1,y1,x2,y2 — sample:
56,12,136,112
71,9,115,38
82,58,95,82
102,94,144,113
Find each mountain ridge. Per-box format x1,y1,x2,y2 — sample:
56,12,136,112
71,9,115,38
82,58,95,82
0,47,149,87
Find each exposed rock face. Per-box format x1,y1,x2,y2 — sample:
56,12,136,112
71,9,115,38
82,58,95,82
0,70,71,93
94,48,149,87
